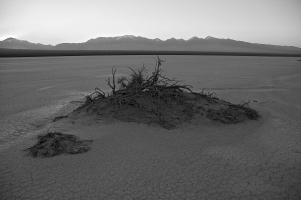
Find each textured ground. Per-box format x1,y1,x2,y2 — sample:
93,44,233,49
0,97,300,200
1,56,300,200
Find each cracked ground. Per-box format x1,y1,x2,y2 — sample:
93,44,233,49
1,92,301,200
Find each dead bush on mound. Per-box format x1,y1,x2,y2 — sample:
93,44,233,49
24,132,93,158
76,56,260,129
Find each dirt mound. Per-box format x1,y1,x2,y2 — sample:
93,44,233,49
75,56,260,129
24,132,93,157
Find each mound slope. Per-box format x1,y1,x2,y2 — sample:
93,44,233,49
75,56,259,129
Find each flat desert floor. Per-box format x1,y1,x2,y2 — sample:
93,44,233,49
0,56,301,199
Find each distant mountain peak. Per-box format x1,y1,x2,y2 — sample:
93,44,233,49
115,35,137,40
205,36,218,40
0,37,52,49
3,37,29,43
188,36,200,40
167,37,180,41
4,37,17,42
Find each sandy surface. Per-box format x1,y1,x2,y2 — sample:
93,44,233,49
0,57,301,199
1,87,301,200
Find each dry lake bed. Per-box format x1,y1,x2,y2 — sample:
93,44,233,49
0,55,301,199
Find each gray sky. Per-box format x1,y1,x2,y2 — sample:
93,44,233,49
0,0,300,47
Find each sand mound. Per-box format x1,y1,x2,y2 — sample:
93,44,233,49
24,132,93,158
73,56,260,129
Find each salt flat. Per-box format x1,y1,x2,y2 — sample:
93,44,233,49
0,55,301,199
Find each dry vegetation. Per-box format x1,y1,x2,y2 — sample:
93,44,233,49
24,56,260,158
24,132,93,158
75,56,260,129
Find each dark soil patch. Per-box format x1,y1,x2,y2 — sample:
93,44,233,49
24,132,93,158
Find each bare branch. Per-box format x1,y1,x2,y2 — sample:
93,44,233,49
107,68,117,94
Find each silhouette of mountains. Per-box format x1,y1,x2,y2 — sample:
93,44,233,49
0,37,53,50
1,35,300,54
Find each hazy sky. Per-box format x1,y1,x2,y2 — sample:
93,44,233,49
0,0,300,47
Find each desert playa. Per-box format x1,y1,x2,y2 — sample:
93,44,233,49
0,56,301,199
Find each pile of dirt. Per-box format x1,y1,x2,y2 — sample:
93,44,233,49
74,56,260,129
24,132,93,157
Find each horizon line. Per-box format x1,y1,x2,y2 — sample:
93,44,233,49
1,49,301,58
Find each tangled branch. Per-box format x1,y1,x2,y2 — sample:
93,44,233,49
77,56,260,129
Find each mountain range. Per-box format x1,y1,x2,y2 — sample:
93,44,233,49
1,35,301,54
